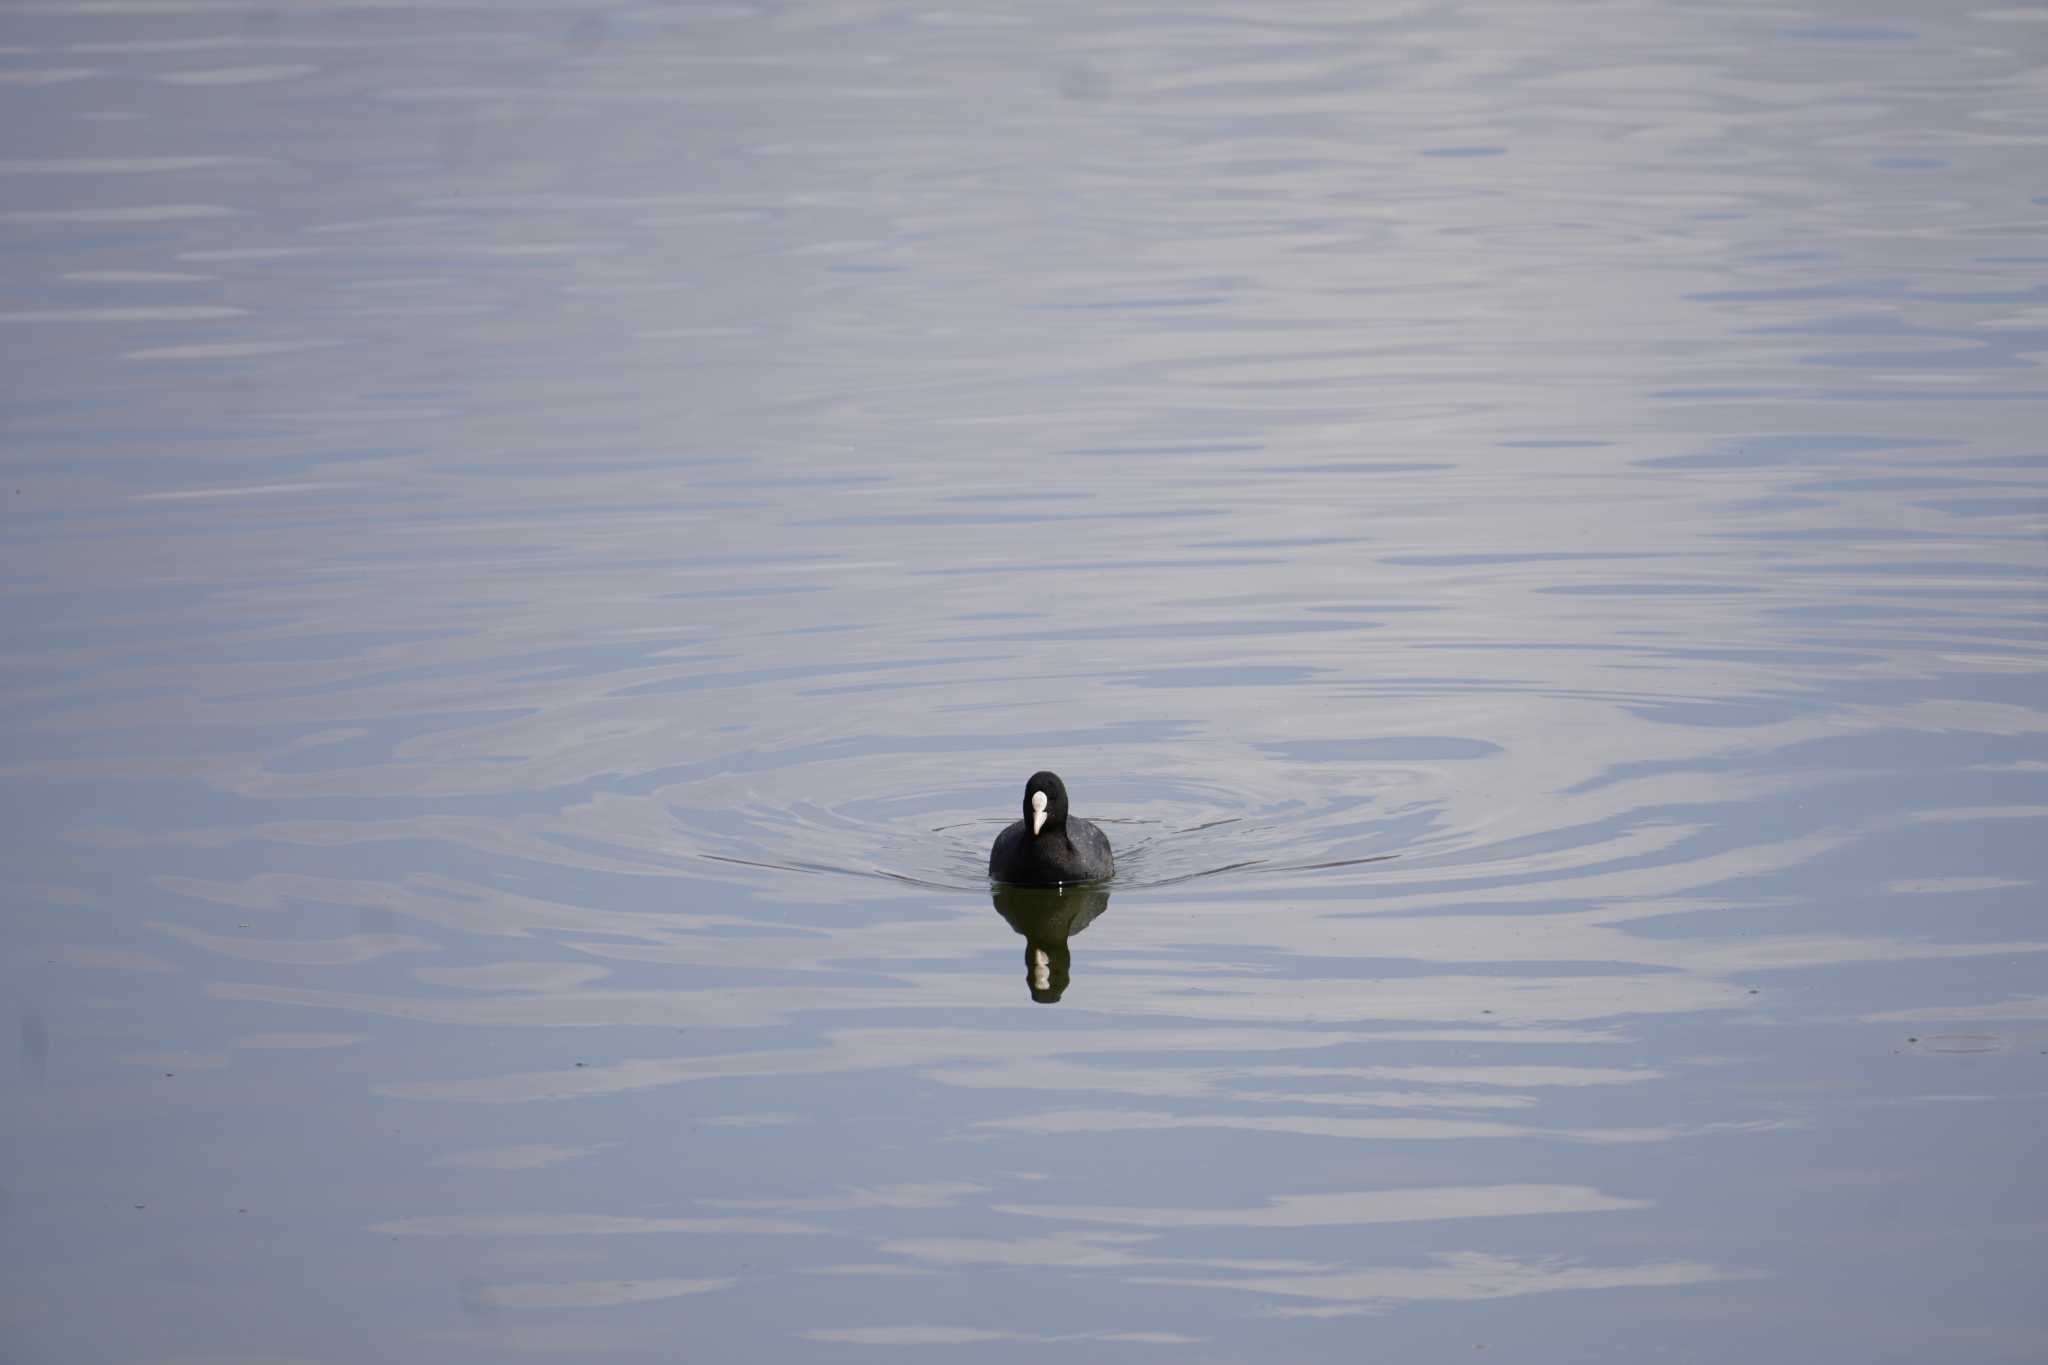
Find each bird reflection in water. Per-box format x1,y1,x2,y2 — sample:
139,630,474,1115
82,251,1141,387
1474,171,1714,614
990,882,1110,1004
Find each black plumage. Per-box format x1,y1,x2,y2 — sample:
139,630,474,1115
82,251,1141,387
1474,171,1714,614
988,770,1114,885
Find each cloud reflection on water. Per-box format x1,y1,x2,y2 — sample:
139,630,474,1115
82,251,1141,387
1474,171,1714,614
1136,1250,1741,1317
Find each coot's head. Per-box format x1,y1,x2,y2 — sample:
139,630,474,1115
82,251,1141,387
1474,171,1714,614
1022,770,1069,836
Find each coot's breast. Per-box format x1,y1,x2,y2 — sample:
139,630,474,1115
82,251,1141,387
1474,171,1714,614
989,817,1114,885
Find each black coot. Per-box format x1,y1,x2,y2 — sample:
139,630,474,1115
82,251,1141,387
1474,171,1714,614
988,771,1114,885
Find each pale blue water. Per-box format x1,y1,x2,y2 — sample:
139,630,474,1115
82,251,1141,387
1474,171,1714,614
3,2,2046,1361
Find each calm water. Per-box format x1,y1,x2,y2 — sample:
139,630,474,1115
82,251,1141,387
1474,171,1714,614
4,1,2046,1360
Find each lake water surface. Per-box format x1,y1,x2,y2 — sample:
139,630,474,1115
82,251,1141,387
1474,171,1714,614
4,1,2046,1361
